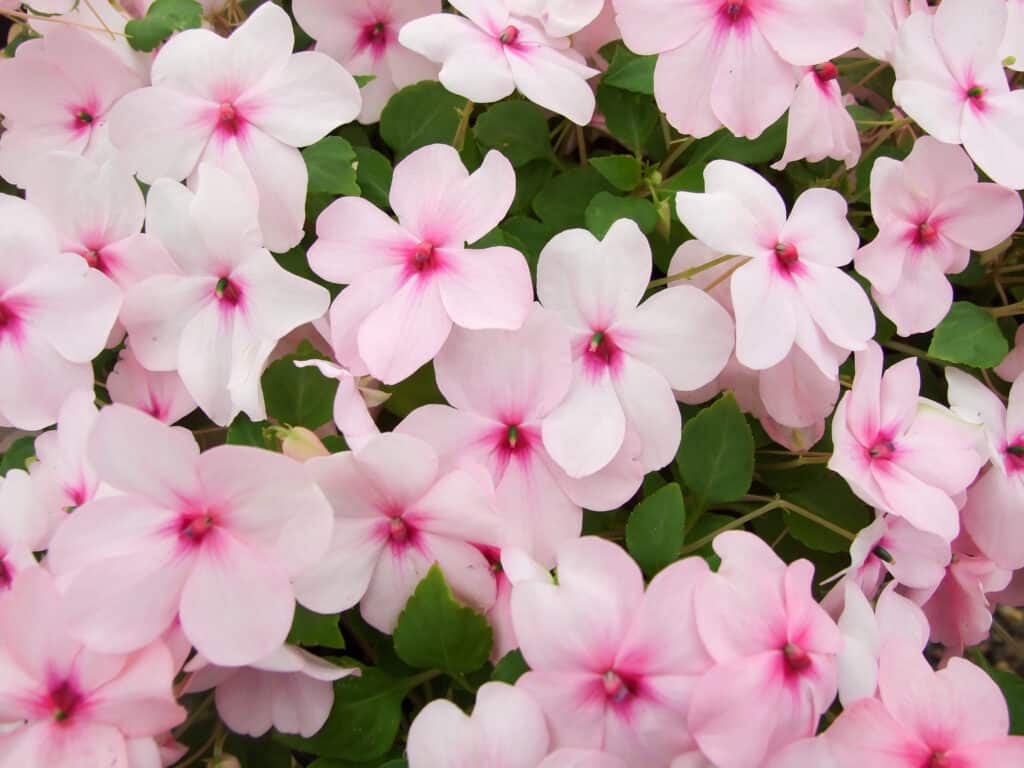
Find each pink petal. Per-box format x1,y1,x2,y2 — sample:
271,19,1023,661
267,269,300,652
438,246,532,331
791,262,875,353
309,197,413,285
961,468,1024,570
934,182,1024,251
612,356,681,472
293,516,386,614
827,697,921,768
755,0,865,66
961,89,1024,190
614,0,716,55
232,251,331,341
542,371,626,478
760,347,841,428
506,45,598,126
932,0,1007,89
653,26,722,139
121,275,213,372
440,39,518,104
730,259,798,370
360,545,435,632
235,127,308,252
327,269,404,376
406,698,481,765
779,188,858,267
472,681,551,765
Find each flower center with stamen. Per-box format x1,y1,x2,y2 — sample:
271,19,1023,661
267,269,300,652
872,545,895,563
388,517,409,543
914,220,938,246
76,110,94,126
499,25,519,45
783,642,812,672
48,680,82,724
721,0,748,22
774,241,799,270
217,101,242,135
813,62,839,82
410,241,437,273
0,557,10,590
180,513,215,543
369,21,385,39
966,85,985,101
506,424,520,449
927,752,951,768
215,277,241,306
868,439,895,460
0,303,13,332
602,670,632,704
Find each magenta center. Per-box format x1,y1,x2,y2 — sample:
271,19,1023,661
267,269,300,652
0,556,11,591
0,300,24,342
601,669,635,705
215,276,242,307
216,101,245,137
926,752,951,768
719,0,751,24
1006,439,1024,472
47,679,83,724
498,24,520,45
813,62,839,83
913,220,939,247
868,438,896,461
584,330,621,370
358,19,390,57
782,642,812,674
178,511,217,545
774,241,800,273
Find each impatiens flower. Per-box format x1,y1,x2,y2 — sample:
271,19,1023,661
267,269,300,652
293,359,382,451
996,326,1024,382
0,470,44,592
0,26,143,188
511,536,713,766
183,646,357,738
107,2,362,251
120,165,330,426
399,0,600,125
771,62,860,171
860,0,931,62
828,640,1024,766
0,568,186,767
292,0,441,123
537,219,734,478
106,344,197,425
485,546,552,662
398,306,643,565
676,160,874,374
45,404,334,666
688,532,840,768
310,144,533,385
892,0,1024,189
828,342,985,542
23,0,150,76
613,0,865,138
293,432,503,633
407,681,549,767
855,137,1023,336
0,194,121,430
947,369,1024,569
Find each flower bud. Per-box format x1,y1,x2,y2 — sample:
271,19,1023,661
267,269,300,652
280,426,329,462
206,755,241,768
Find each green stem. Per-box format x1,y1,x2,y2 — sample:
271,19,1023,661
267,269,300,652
658,135,695,177
991,299,1024,318
452,101,474,151
744,495,856,542
678,501,784,556
648,254,738,288
172,692,215,739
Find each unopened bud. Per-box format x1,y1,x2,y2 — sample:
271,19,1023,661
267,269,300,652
206,756,241,768
280,427,329,462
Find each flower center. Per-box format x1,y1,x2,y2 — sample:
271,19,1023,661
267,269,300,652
75,110,94,126
927,752,951,768
179,512,216,544
217,101,243,136
774,241,799,271
1007,440,1024,472
0,556,10,591
0,300,22,341
369,21,385,39
215,276,242,306
388,517,409,543
411,241,436,272
720,0,749,22
583,329,622,376
499,25,519,45
872,545,895,564
914,220,938,247
602,670,633,704
868,439,895,461
783,642,812,673
966,85,985,101
506,424,520,449
813,62,839,82
48,680,83,724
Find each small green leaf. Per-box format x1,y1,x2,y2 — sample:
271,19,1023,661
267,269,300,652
393,565,493,674
473,101,553,167
303,137,360,197
491,649,530,684
380,82,468,159
687,116,788,166
596,83,658,153
261,342,338,429
353,147,393,209
533,167,614,230
354,74,377,88
226,413,273,449
589,155,643,192
125,0,203,52
676,394,755,510
928,302,1010,368
626,482,686,576
783,475,872,553
287,605,346,649
0,436,35,476
602,45,657,95
585,192,658,238
383,363,444,418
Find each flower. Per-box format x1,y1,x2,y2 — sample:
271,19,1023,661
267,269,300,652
106,344,197,425
860,0,932,63
293,359,382,451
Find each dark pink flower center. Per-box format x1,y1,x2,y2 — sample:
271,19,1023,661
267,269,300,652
358,19,390,57
0,556,11,591
913,220,939,247
586,330,619,366
0,300,24,342
782,642,812,673
813,62,839,83
926,752,951,768
179,512,216,544
498,25,519,45
48,680,83,724
720,0,750,23
966,85,985,101
868,438,895,461
75,110,94,127
1006,440,1024,472
774,241,800,272
216,101,244,137
602,669,635,704
215,276,242,307
411,241,437,273
872,545,895,563
82,247,109,274
388,517,409,543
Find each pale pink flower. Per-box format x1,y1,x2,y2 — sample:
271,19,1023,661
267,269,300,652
485,546,552,662
45,404,334,666
676,161,874,373
0,26,143,188
772,63,860,171
293,432,503,633
292,0,441,123
613,0,864,138
510,0,606,37
1001,0,1024,70
892,0,1024,189
310,144,532,385
856,138,1023,336
120,165,330,426
0,470,44,593
106,344,197,425
183,645,356,738
511,536,712,765
688,532,840,768
0,568,186,767
860,0,931,62
398,305,643,565
407,681,549,767
293,359,382,451
828,342,985,542
399,0,600,125
996,326,1024,382
828,640,1024,766
107,3,362,252
537,219,734,478
948,369,1024,569
0,195,121,430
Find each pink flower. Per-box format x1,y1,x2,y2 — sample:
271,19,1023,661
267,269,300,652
23,0,150,76
856,138,1023,336
996,326,1024,383
309,144,533,385
860,0,931,62
0,195,121,431
120,165,330,426
828,641,1024,766
183,645,356,738
292,0,441,123
293,432,503,633
510,0,606,37
537,219,734,478
107,3,362,251
106,344,197,425
293,359,382,451
0,26,143,188
688,532,840,768
613,0,864,138
676,161,874,373
0,568,186,767
828,342,985,542
398,305,643,565
0,470,44,593
399,0,600,125
407,681,550,767
892,0,1024,189
486,547,552,662
569,0,622,64
511,536,712,765
772,63,860,171
45,404,334,666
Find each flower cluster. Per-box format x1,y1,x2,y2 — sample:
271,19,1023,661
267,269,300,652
1,0,1024,766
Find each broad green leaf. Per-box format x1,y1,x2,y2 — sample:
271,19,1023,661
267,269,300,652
784,474,872,553
223,732,293,768
353,147,393,209
602,45,657,95
384,363,444,417
596,83,658,153
393,565,493,674
474,101,553,167
626,483,686,576
261,342,337,429
928,302,1009,368
226,413,273,449
304,137,360,197
585,192,658,238
287,605,346,650
125,0,202,52
0,436,35,476
380,82,468,159
676,394,754,510
491,649,530,684
533,167,614,230
687,116,788,166
510,159,556,216
970,652,1024,735
589,155,643,192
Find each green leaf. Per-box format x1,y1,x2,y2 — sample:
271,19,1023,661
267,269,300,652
676,393,755,510
125,0,203,52
687,116,788,166
602,45,656,95
585,192,658,238
491,649,530,684
928,301,1009,368
589,155,643,192
596,83,658,153
261,342,338,429
380,82,468,159
0,435,35,476
287,605,346,649
354,74,377,88
969,651,1024,735
393,564,493,674
353,147,393,209
626,483,686,577
473,101,553,167
304,137,360,197
223,732,294,768
784,475,872,553
384,363,444,418
226,413,273,449
533,167,614,230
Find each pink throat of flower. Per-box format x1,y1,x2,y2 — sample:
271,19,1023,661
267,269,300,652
602,669,634,704
774,241,799,272
48,680,83,724
1007,441,1024,470
83,247,109,274
966,85,986,106
586,330,619,368
215,276,242,307
411,241,437,273
179,512,216,544
782,642,812,673
927,752,951,768
720,0,750,23
217,101,244,136
913,220,939,247
868,438,895,461
0,300,22,340
813,62,839,82
498,25,519,45
74,110,94,129
0,557,10,590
